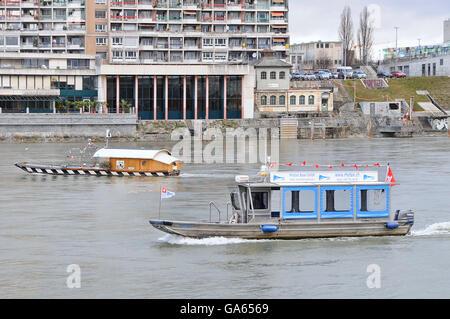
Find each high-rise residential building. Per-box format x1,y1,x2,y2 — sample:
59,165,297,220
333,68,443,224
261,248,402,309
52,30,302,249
0,0,290,121
99,0,289,64
0,0,87,54
0,0,290,64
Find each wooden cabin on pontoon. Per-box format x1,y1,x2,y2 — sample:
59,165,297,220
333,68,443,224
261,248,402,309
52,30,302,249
15,148,181,177
92,149,181,176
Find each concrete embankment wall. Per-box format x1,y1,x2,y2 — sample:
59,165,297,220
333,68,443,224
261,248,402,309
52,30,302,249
137,117,366,141
0,113,381,142
0,114,137,140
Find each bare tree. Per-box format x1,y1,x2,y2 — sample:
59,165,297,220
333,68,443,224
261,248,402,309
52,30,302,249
338,6,354,66
357,6,375,65
315,51,333,70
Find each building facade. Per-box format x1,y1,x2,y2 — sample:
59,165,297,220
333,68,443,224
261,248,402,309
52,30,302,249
0,0,290,120
0,0,289,64
254,54,333,115
0,0,87,55
0,53,98,113
290,41,343,72
0,52,255,119
100,63,255,120
380,54,450,78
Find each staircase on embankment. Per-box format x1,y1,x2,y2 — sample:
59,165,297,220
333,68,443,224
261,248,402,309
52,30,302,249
280,118,298,139
360,65,378,79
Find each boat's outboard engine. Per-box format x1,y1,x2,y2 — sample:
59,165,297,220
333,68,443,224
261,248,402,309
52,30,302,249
395,209,415,224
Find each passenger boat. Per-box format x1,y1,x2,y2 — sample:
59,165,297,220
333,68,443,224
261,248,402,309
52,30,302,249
150,164,414,239
15,144,181,177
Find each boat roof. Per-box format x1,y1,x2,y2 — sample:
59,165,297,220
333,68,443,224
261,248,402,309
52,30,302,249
238,182,390,188
92,148,179,165
237,169,392,187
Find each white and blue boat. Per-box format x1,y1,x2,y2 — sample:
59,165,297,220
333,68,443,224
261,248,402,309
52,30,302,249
150,163,414,240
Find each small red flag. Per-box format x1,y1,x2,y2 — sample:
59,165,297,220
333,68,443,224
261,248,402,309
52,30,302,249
285,162,293,166
315,164,319,169
385,167,397,185
341,164,345,167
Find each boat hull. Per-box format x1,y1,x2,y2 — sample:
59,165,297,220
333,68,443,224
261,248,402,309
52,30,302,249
15,163,180,177
149,219,414,240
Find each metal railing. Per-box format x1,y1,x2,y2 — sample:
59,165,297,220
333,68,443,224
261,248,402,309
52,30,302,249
209,201,231,223
209,201,221,223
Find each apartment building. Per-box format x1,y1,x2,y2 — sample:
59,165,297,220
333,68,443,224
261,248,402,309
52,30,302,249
101,0,290,64
0,0,289,64
0,0,87,54
0,0,289,120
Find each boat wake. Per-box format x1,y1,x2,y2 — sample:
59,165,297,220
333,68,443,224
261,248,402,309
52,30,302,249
157,234,267,246
410,222,450,237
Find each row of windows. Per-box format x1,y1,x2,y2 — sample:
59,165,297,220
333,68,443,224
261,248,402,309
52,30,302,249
260,71,285,80
261,95,315,106
248,186,389,220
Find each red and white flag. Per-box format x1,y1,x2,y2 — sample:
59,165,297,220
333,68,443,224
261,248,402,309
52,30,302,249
385,166,397,185
161,187,175,199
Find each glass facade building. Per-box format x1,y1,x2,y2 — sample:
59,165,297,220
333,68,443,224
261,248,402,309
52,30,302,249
105,74,243,120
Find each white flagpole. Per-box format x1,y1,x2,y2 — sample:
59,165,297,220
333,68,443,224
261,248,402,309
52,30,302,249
158,184,162,219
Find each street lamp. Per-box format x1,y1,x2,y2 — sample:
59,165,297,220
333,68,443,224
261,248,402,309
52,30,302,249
394,27,399,50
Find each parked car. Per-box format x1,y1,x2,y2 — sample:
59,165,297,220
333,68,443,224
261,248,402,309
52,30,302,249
352,70,367,79
291,72,305,81
332,72,339,79
304,73,317,81
314,71,331,80
391,70,407,78
317,69,332,76
337,66,353,77
377,71,393,78
337,71,353,79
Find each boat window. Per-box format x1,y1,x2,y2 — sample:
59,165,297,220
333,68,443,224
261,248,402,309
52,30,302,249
251,192,268,210
285,190,315,213
230,192,241,211
323,189,351,212
360,189,386,212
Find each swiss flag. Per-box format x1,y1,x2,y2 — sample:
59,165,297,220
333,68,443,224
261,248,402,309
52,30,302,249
161,187,175,199
385,167,397,185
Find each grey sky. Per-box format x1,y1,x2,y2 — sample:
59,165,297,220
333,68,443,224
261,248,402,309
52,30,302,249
289,0,449,59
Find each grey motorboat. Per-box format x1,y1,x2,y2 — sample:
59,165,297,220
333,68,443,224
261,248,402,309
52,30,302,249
150,165,414,240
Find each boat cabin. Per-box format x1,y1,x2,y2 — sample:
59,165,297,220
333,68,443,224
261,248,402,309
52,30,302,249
230,171,392,223
92,149,181,174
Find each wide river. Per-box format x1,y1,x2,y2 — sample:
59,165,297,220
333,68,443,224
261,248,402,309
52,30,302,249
0,137,449,299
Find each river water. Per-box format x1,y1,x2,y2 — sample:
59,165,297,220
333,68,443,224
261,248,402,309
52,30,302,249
0,137,449,299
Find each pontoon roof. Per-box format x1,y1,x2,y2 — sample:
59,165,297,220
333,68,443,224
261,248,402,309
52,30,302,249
93,149,179,165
